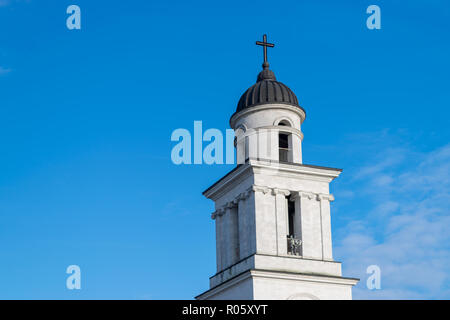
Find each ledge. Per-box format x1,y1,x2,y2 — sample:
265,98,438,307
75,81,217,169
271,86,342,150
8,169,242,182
203,159,342,200
209,253,344,289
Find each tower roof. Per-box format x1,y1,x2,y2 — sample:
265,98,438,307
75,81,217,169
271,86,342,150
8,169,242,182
236,62,301,113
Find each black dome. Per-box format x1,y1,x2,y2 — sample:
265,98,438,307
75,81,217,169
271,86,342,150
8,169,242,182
236,63,300,113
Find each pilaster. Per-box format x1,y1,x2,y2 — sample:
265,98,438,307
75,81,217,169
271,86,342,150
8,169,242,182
272,188,290,255
318,194,335,261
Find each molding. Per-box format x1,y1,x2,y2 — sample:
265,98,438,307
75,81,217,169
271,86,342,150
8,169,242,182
272,188,291,196
203,164,253,201
230,103,306,128
211,207,225,220
300,191,317,200
211,187,335,219
203,160,342,201
249,269,360,286
197,268,359,300
234,125,304,141
226,202,235,209
291,191,335,202
211,187,252,220
196,269,254,300
318,193,335,202
256,125,304,140
273,116,294,127
290,191,315,201
252,185,271,194
250,160,341,182
235,123,248,133
238,188,252,200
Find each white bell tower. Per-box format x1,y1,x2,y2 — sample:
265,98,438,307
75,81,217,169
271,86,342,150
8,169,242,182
196,35,358,300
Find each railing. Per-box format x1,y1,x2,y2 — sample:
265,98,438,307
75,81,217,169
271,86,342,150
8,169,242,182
287,235,302,256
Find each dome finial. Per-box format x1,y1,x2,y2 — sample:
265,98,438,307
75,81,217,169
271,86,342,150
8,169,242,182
256,34,275,70
256,34,276,81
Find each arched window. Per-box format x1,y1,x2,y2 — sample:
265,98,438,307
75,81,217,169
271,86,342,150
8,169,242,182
274,117,293,127
278,131,292,162
278,120,291,127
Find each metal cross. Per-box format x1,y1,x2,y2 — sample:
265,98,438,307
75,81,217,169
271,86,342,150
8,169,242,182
256,34,275,64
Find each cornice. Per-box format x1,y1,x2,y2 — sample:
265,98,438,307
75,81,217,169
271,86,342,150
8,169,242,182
230,103,306,129
250,160,342,182
204,160,342,202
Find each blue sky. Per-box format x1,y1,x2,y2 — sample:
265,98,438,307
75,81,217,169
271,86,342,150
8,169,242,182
0,0,449,299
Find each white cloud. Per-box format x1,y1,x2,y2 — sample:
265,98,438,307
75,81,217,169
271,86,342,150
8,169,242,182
334,133,450,299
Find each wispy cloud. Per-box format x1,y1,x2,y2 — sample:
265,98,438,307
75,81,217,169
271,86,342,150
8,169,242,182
0,66,11,75
0,0,11,7
333,132,450,299
0,0,29,7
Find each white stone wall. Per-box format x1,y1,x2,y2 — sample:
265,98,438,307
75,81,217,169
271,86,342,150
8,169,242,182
202,275,254,300
230,104,304,131
199,269,357,300
254,189,278,255
200,120,357,299
209,253,343,289
230,104,305,164
252,271,355,300
209,162,341,275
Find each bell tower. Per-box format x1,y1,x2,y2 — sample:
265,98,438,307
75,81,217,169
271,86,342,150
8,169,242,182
196,35,358,300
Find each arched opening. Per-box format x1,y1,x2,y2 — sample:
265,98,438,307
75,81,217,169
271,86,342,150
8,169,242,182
278,120,291,127
278,131,292,162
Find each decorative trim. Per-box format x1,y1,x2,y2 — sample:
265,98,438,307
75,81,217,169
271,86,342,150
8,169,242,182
272,188,290,196
238,188,252,200
235,123,247,133
230,103,306,129
211,188,252,220
290,191,335,202
211,186,335,220
252,185,271,194
273,117,294,127
250,125,303,140
203,161,342,200
211,207,226,220
300,191,316,200
318,193,335,202
227,202,236,208
290,191,315,200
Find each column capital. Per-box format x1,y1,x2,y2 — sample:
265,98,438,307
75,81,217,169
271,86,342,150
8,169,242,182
211,207,226,220
271,188,290,196
227,201,236,208
252,185,271,194
290,190,317,201
237,189,252,201
318,193,335,202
